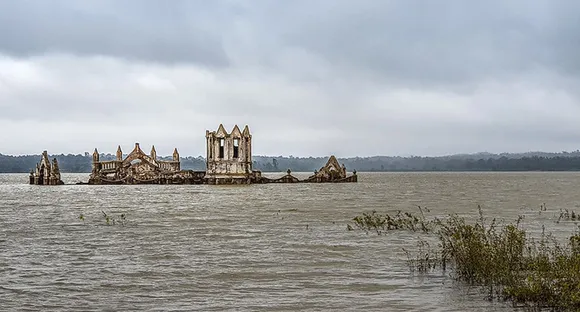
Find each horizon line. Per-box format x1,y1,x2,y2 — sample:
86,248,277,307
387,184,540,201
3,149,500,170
2,149,580,159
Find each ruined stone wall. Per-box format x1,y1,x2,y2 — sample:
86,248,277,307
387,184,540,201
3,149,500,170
205,124,252,179
89,143,181,184
30,151,63,185
158,161,180,172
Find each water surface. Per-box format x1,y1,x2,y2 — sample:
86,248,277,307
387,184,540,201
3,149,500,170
1,172,579,311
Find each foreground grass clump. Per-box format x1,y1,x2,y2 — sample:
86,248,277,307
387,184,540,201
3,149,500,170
557,208,579,222
349,207,580,310
78,211,128,226
348,206,433,234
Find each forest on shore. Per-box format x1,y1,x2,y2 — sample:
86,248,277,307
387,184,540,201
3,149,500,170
3,151,580,173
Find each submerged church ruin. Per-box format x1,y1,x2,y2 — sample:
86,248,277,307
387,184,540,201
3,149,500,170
32,124,357,185
87,143,205,185
204,124,257,184
29,151,64,185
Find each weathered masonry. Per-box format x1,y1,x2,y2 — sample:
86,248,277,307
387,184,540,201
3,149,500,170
203,124,356,184
29,151,64,185
256,155,357,183
205,124,258,184
31,124,357,185
88,143,205,184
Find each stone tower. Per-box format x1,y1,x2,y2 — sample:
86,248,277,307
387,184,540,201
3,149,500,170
205,124,253,184
173,148,179,161
116,145,123,161
92,148,100,174
29,151,63,185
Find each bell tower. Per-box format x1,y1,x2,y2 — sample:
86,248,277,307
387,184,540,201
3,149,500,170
205,124,253,184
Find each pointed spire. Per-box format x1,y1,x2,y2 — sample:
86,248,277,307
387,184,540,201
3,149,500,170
231,124,242,136
133,142,143,155
173,148,180,161
216,123,227,136
92,148,99,162
242,125,251,137
150,145,157,159
52,158,60,174
324,155,343,174
116,145,123,161
42,150,49,164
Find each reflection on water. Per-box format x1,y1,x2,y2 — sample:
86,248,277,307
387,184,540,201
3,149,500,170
1,172,579,311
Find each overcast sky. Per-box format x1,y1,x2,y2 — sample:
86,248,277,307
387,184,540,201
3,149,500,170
1,0,580,157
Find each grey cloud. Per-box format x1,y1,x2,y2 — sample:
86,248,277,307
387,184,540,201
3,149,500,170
2,52,580,156
2,1,580,157
2,0,579,86
264,0,580,87
0,0,230,66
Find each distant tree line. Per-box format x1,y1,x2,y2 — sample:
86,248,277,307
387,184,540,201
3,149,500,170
4,152,580,173
0,153,207,173
255,155,580,172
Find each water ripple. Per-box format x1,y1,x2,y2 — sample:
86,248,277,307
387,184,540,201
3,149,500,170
1,172,577,311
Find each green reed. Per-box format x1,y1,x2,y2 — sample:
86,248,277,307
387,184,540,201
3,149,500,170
349,206,580,310
101,210,127,226
76,211,127,226
348,206,434,234
557,208,579,223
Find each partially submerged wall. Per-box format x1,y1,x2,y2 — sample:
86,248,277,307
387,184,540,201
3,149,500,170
29,151,64,185
205,124,256,184
30,124,357,185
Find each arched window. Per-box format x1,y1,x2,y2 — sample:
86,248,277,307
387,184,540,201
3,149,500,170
219,138,225,158
209,139,213,159
233,138,239,158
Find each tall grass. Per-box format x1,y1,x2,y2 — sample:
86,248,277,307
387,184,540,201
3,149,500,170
349,206,434,234
349,206,580,310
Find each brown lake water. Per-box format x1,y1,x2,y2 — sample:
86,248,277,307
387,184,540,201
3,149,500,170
1,172,579,311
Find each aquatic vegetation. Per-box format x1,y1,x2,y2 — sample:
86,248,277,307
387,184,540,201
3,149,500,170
101,211,127,226
501,232,580,309
403,240,442,273
557,208,578,222
76,211,127,226
350,206,580,310
102,211,112,225
350,206,434,235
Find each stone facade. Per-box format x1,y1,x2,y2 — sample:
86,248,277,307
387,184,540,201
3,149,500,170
304,155,357,182
205,124,257,184
307,155,349,181
256,156,357,183
88,143,198,184
29,151,64,185
31,124,357,185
